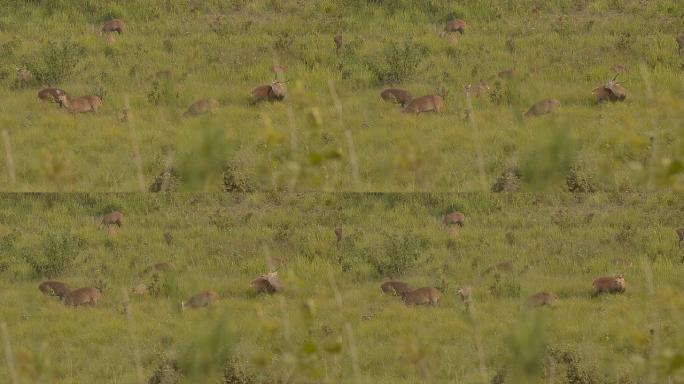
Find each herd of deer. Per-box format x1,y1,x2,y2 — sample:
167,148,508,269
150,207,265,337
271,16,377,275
18,19,683,118
38,208,684,312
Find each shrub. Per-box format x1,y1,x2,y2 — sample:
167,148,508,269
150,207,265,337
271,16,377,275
23,232,86,277
27,39,86,85
366,40,426,85
223,160,254,193
368,232,428,277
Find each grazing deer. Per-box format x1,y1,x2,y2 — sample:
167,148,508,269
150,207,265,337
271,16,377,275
250,272,282,294
101,211,124,227
38,281,71,298
37,88,68,103
102,19,125,34
63,287,102,306
380,281,412,297
592,274,626,297
334,34,343,55
402,94,444,114
57,94,102,113
525,291,557,307
443,19,466,35
403,287,440,306
523,98,560,118
252,80,286,103
443,211,465,226
182,98,219,117
181,290,219,311
380,88,412,107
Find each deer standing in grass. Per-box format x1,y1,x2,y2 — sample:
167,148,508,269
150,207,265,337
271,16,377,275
403,94,444,114
403,287,440,306
63,287,102,306
57,94,102,113
592,274,625,297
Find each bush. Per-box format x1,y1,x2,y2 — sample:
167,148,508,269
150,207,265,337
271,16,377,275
27,39,86,85
23,232,86,277
366,40,426,85
368,232,428,277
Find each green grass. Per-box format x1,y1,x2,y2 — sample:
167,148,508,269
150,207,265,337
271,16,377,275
1,193,684,383
0,1,682,191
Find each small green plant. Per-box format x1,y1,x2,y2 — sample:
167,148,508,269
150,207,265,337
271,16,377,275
27,38,86,85
366,39,426,85
368,232,428,277
23,231,86,277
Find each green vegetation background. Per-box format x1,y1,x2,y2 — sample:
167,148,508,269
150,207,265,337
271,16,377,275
1,193,684,383
0,0,682,191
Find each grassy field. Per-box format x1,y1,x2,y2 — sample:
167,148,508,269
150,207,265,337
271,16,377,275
0,1,683,191
1,193,684,383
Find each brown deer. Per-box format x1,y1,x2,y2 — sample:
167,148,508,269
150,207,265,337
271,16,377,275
250,272,282,294
38,281,71,298
676,33,684,53
380,88,412,107
403,287,440,306
525,291,557,307
444,19,466,34
456,286,471,304
63,287,102,306
402,94,444,114
593,74,627,103
380,281,412,297
37,88,68,103
592,274,626,297
523,98,560,118
101,211,124,227
102,19,125,34
57,94,102,113
181,290,219,311
182,98,219,117
443,211,465,226
132,283,148,295
252,80,286,103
